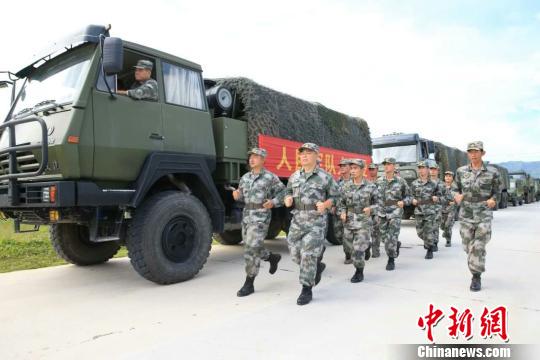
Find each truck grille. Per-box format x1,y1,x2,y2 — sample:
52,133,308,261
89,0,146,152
0,151,40,176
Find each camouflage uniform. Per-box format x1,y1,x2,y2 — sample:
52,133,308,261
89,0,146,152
428,162,447,246
237,150,285,277
287,161,339,287
338,176,378,270
335,173,351,257
410,165,442,250
367,163,381,256
455,143,501,275
441,177,459,243
376,159,411,259
127,60,158,101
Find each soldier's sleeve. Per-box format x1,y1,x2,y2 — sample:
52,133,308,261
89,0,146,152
236,176,246,202
455,169,463,193
127,79,158,100
337,184,347,215
369,184,379,214
270,175,286,207
286,173,295,197
491,168,502,202
402,179,412,206
438,182,448,206
326,176,340,206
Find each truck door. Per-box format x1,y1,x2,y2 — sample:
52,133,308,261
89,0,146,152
92,50,163,182
160,61,215,157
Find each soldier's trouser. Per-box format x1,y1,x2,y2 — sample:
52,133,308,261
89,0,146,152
331,213,348,255
243,220,270,277
459,221,492,274
415,214,436,249
441,211,456,241
379,216,401,258
371,215,380,253
344,226,371,269
433,210,442,244
287,212,326,287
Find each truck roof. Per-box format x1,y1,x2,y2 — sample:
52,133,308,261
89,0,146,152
372,133,421,147
123,40,202,71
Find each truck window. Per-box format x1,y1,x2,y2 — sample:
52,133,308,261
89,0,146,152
162,62,205,110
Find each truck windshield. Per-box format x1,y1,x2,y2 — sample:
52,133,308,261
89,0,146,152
510,174,525,180
13,44,94,115
372,144,417,163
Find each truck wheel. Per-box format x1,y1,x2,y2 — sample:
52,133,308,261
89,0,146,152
127,191,212,284
326,214,343,245
214,230,243,245
50,223,120,266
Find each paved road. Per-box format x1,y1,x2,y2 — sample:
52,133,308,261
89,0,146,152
1,203,539,359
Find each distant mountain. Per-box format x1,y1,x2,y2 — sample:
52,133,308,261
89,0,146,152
497,161,540,178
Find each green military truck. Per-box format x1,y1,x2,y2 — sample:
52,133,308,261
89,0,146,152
534,178,540,201
509,171,534,204
371,133,469,219
486,163,509,209
0,25,371,284
508,173,525,206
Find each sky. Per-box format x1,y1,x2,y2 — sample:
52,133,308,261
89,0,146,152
1,0,539,163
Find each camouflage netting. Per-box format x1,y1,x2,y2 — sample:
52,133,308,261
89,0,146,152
434,142,468,173
215,77,371,155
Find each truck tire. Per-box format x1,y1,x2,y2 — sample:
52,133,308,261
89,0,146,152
214,230,243,245
50,223,120,266
127,191,212,284
326,214,343,245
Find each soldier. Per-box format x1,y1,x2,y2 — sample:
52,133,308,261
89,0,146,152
284,143,339,305
234,148,286,297
334,159,353,264
376,157,411,271
410,161,442,259
338,159,378,282
117,60,158,101
454,141,500,292
441,171,458,247
429,161,447,252
366,163,382,258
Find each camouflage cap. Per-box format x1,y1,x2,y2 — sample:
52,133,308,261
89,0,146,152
247,147,267,157
382,157,396,165
349,158,365,168
467,141,484,151
298,143,320,153
417,160,428,168
444,171,454,176
134,59,153,70
339,158,352,166
428,161,439,169
368,163,377,169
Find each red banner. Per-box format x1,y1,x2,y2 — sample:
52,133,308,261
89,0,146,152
258,135,372,179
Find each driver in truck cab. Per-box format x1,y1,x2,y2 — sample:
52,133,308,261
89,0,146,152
116,59,158,101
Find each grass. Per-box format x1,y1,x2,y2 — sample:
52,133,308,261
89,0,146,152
0,220,127,274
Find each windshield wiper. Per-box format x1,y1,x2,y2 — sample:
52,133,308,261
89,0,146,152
15,107,35,116
34,99,61,109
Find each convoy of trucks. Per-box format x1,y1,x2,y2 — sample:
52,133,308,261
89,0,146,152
0,25,537,284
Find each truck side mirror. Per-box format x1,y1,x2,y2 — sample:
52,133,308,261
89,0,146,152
103,37,124,75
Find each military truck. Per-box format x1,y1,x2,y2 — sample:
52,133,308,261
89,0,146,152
371,133,469,219
487,163,509,209
534,178,540,201
508,174,525,206
0,25,371,284
509,171,534,204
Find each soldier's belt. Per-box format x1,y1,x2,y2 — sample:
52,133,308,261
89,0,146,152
416,199,435,205
463,196,491,203
244,203,265,210
295,203,318,211
346,206,368,214
384,200,399,206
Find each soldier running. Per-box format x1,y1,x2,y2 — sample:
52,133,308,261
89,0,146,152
284,143,339,305
338,159,378,282
234,148,286,297
454,141,500,292
441,171,458,247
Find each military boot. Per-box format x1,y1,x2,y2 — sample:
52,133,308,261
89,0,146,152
237,276,255,297
297,286,313,305
344,253,353,264
425,246,433,259
364,245,371,261
386,257,395,271
315,261,326,285
266,253,281,274
470,273,481,292
433,243,439,252
445,237,451,247
351,267,364,283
